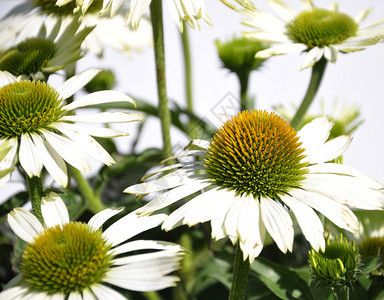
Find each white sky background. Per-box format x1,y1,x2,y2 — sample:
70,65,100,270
0,0,383,201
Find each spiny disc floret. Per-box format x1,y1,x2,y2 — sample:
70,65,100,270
21,222,113,294
286,8,358,48
33,0,103,15
205,110,308,199
0,38,56,76
0,81,65,138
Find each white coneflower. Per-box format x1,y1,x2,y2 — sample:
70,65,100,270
0,1,152,59
0,192,183,299
69,0,252,31
126,110,384,262
0,69,142,188
242,0,384,69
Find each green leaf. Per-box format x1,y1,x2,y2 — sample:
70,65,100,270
250,258,314,300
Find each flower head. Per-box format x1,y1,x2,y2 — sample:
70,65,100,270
0,15,92,78
126,110,384,262
66,0,251,31
0,69,142,188
309,234,362,289
1,192,183,299
242,0,384,69
0,2,152,59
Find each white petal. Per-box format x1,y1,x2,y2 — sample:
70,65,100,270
41,129,91,173
210,189,238,240
223,196,247,244
239,197,265,262
136,180,211,216
268,0,296,21
0,286,29,300
90,284,126,300
41,192,70,228
60,112,143,123
56,69,100,100
53,123,115,166
19,134,43,177
82,288,97,300
102,211,166,246
323,45,338,63
88,207,124,231
306,135,352,163
298,116,333,152
0,71,17,88
126,0,152,29
111,240,182,256
0,138,18,172
68,292,82,300
126,169,195,194
289,188,359,232
255,43,307,58
280,194,325,251
30,133,68,187
300,47,324,70
260,197,293,253
162,186,223,230
244,31,290,43
63,90,136,111
303,173,383,210
242,10,286,33
110,0,124,17
50,122,129,138
8,208,43,243
190,139,210,149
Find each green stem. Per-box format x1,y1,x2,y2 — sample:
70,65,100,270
181,23,193,113
238,71,251,111
290,58,327,129
26,176,44,223
142,291,162,300
150,0,173,160
69,166,105,213
229,243,250,300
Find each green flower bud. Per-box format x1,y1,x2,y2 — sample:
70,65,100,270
84,69,116,93
216,36,268,76
309,234,362,290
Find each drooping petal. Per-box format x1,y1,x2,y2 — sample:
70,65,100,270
88,207,124,231
306,135,352,163
0,71,17,88
260,197,294,253
136,180,211,216
41,129,91,173
111,240,183,256
60,112,143,123
31,133,68,187
300,46,324,70
53,123,115,166
298,117,333,152
8,208,44,243
267,0,297,21
102,211,166,246
56,69,100,100
63,90,135,111
18,134,43,178
126,0,152,29
90,283,127,300
281,194,325,251
255,43,307,58
50,122,129,138
41,192,70,228
289,188,359,232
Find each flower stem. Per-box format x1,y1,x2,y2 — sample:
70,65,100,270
290,58,327,129
181,23,193,113
229,242,250,300
150,0,173,160
69,166,105,213
25,175,44,223
238,71,252,111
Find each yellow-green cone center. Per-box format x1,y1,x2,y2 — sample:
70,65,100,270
21,222,113,294
204,110,308,199
0,81,65,138
0,38,56,76
286,8,358,48
33,0,103,15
